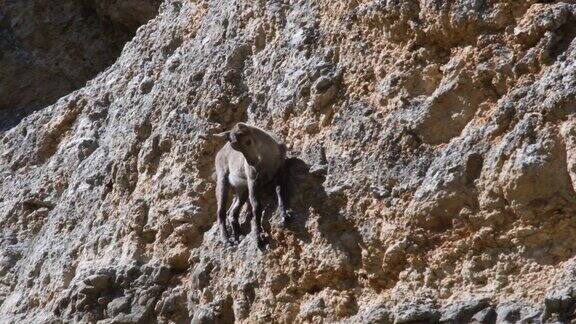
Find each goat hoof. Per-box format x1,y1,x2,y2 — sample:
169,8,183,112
280,211,295,227
256,233,268,249
280,216,290,228
221,235,232,245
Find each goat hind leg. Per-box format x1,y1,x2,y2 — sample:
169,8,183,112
216,175,230,243
228,192,247,244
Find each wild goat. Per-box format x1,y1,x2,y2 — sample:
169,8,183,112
211,122,289,248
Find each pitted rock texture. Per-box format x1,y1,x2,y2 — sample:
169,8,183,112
2,0,576,323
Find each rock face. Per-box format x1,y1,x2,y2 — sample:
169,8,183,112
2,0,576,322
0,0,161,131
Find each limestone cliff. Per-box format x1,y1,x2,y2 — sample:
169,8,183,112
2,0,576,323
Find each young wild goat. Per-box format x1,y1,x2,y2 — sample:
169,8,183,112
212,122,289,248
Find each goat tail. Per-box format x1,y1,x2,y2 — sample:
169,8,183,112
211,170,217,181
279,143,287,160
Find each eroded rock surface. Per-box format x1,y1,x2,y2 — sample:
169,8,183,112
2,0,576,322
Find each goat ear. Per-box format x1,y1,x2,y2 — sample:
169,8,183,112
213,131,230,140
237,123,253,134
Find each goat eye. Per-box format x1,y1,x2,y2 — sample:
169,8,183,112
245,139,252,146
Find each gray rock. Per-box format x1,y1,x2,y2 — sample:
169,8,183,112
471,306,496,324
440,298,491,323
393,300,440,323
361,303,393,324
496,301,541,324
192,306,217,324
107,296,131,316
298,297,326,320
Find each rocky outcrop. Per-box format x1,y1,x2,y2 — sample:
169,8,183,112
2,0,576,322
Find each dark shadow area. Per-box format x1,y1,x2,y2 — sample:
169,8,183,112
289,158,362,269
249,157,363,271
550,15,576,61
248,157,315,245
0,106,38,133
0,0,161,133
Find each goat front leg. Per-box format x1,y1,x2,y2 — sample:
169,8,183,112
216,174,230,244
248,180,266,248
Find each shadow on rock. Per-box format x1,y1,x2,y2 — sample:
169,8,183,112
230,156,362,265
279,157,362,267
